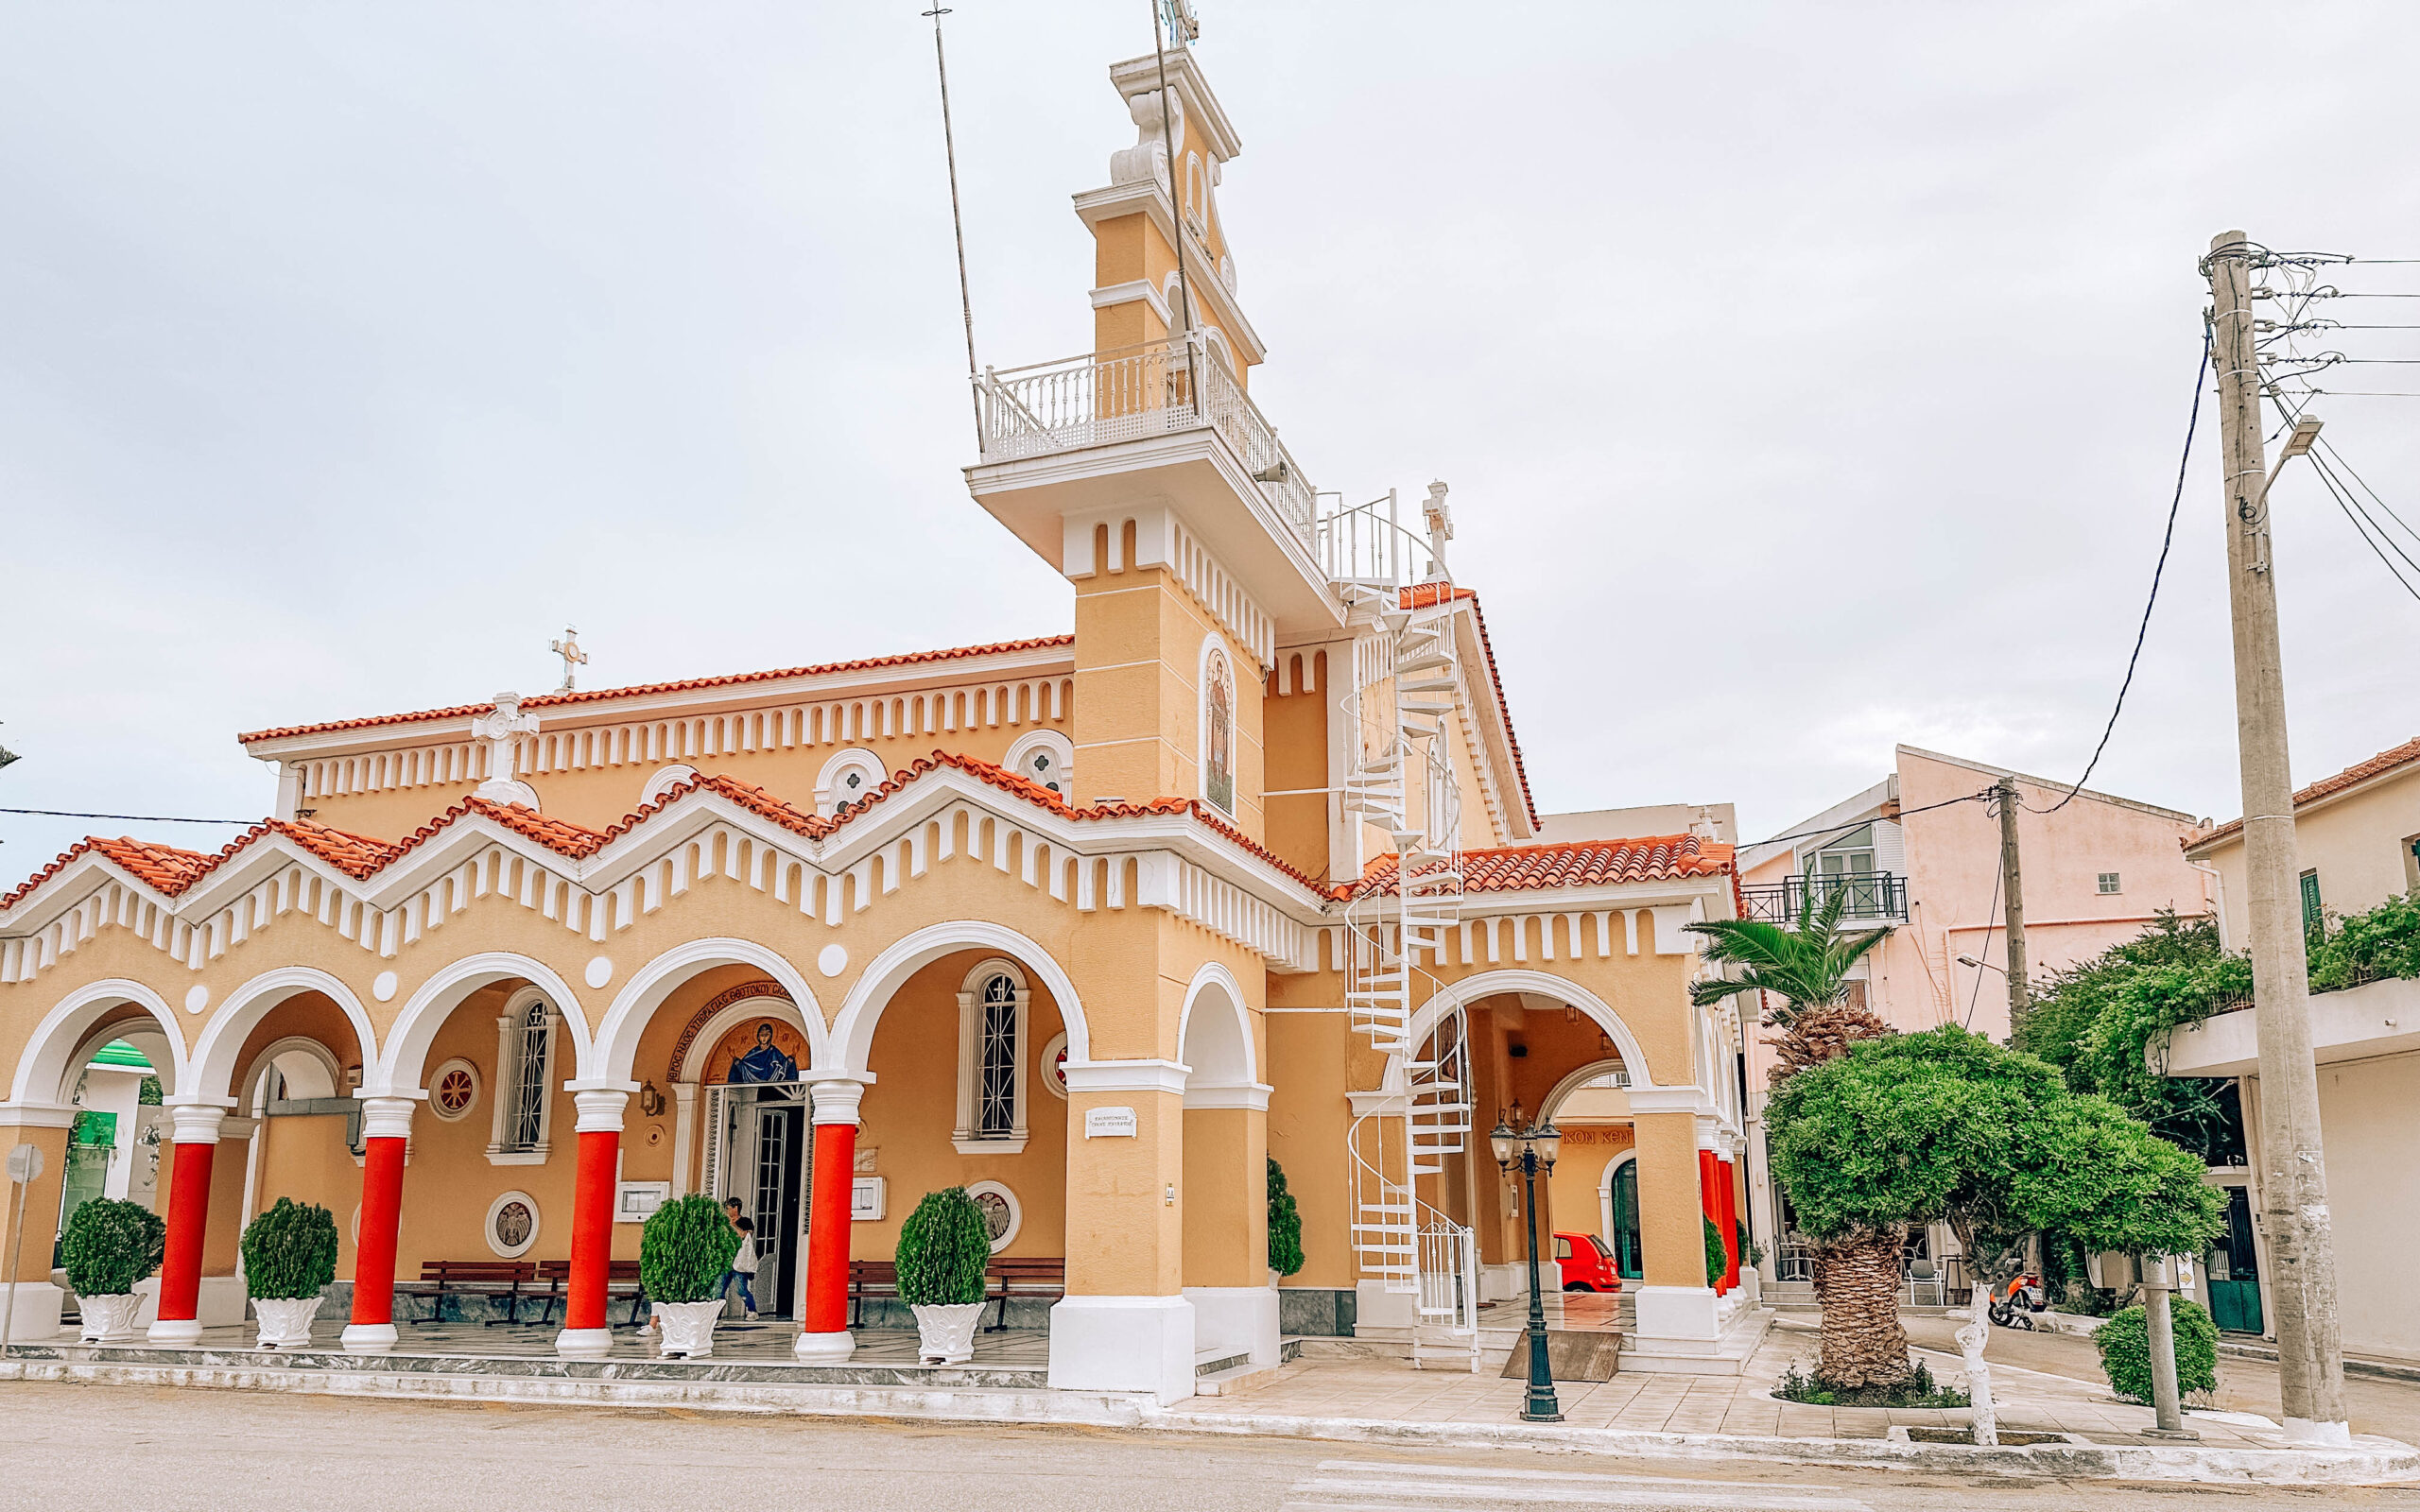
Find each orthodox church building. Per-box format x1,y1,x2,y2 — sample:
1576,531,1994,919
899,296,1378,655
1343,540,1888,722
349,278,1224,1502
0,40,1758,1402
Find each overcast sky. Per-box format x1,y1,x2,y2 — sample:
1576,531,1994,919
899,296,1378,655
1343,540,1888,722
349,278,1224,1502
6,2,2418,875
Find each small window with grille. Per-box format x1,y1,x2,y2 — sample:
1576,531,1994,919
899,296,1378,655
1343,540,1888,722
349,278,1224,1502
2098,872,2121,895
507,999,551,1148
977,973,1018,1138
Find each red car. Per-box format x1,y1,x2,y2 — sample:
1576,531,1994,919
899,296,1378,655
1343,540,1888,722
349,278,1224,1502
1551,1230,1622,1292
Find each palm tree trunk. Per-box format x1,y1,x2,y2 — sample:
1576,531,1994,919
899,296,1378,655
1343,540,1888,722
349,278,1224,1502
1809,1226,1910,1387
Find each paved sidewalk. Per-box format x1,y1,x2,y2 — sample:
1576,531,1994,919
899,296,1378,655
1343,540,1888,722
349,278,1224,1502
1188,1316,2273,1449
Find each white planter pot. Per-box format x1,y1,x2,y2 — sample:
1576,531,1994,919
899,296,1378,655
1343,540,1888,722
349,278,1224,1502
77,1293,144,1343
655,1298,725,1359
911,1302,986,1365
253,1295,323,1349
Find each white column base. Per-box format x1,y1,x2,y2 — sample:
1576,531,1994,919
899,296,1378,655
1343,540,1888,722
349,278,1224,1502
197,1276,248,1327
340,1323,398,1353
1183,1284,1281,1366
2286,1418,2355,1448
1047,1294,1196,1405
147,1317,202,1346
792,1329,856,1363
1630,1283,1720,1352
0,1281,63,1341
1354,1280,1416,1331
554,1327,614,1357
1484,1263,1530,1302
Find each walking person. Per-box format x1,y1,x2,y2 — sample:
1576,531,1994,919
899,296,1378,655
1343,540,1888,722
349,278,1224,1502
727,1215,759,1321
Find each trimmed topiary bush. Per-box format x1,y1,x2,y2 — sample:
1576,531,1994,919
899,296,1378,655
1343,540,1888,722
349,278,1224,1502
1267,1157,1305,1279
1704,1215,1728,1288
60,1197,166,1297
2096,1297,2219,1404
896,1188,991,1307
640,1193,742,1305
240,1197,339,1301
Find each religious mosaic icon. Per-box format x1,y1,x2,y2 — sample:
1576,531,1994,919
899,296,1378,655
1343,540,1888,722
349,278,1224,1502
1203,644,1235,813
493,1198,533,1250
713,1018,804,1086
973,1187,1012,1245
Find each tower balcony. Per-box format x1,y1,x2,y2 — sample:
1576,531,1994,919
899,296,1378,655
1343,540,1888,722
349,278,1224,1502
965,339,1354,637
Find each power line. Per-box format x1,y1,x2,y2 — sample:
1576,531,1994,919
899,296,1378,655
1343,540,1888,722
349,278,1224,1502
0,806,258,827
1745,787,1996,852
2026,326,2212,815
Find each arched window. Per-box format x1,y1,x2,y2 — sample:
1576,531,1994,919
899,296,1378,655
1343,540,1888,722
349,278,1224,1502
1003,730,1076,800
817,748,889,817
1201,638,1236,814
487,990,560,1165
953,961,1032,1154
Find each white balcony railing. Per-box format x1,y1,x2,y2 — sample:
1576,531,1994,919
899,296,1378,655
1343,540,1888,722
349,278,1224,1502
974,339,1319,553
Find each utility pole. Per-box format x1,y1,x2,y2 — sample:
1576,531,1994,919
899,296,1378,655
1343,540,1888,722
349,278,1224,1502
2206,229,2348,1444
1995,776,2030,1032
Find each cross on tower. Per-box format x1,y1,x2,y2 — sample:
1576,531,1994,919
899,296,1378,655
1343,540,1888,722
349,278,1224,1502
550,627,588,693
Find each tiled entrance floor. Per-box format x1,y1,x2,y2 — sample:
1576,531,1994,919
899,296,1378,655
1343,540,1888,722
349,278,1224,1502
133,1317,1049,1369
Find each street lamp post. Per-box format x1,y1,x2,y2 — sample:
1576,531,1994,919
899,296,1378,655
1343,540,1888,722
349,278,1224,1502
1491,1114,1563,1423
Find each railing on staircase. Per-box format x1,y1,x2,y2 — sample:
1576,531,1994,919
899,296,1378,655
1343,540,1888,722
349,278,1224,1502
1334,493,1478,1370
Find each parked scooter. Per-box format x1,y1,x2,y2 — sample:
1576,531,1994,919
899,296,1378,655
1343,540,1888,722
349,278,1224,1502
1988,1272,2047,1330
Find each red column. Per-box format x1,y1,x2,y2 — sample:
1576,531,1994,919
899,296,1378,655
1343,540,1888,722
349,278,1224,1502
1697,1148,1726,1295
555,1090,626,1355
1718,1158,1741,1289
148,1106,226,1344
342,1098,414,1352
795,1080,865,1362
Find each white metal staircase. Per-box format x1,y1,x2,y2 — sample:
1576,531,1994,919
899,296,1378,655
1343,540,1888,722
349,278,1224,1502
1327,493,1479,1368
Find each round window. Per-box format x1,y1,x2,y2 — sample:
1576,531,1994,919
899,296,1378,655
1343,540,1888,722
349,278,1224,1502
429,1058,479,1122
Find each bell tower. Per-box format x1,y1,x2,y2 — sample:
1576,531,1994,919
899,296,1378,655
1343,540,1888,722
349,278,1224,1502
963,36,1345,836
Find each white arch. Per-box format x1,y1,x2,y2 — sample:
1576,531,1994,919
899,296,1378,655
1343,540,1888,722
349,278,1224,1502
378,953,593,1097
831,920,1088,1078
815,747,890,816
1001,729,1075,800
1406,969,1676,1091
8,979,189,1108
1538,1057,1632,1125
673,994,818,1086
593,938,825,1087
640,764,700,805
189,967,380,1103
1176,960,1255,1090
240,1036,344,1103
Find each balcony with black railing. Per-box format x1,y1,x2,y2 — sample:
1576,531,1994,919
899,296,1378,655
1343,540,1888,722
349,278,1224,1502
1738,872,1909,927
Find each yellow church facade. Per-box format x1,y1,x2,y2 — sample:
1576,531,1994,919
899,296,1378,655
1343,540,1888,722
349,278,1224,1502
0,43,1757,1403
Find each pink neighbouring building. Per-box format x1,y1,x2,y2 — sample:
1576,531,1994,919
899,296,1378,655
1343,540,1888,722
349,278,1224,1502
1734,745,2214,1297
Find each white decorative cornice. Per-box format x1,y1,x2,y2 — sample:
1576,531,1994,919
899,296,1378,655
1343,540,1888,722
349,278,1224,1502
1062,1057,1189,1096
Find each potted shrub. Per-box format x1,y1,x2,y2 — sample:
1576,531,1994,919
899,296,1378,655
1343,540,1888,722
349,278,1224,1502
896,1187,991,1365
60,1198,166,1343
1267,1158,1305,1287
241,1197,339,1349
641,1194,741,1359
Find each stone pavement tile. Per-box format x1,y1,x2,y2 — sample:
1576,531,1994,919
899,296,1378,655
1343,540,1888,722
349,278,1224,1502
1884,1409,1948,1427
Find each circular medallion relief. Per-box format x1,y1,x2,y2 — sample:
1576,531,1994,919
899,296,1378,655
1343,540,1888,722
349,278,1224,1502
817,943,848,978
428,1058,479,1122
372,971,399,1003
1039,1031,1070,1101
964,1180,1021,1255
184,985,210,1016
485,1190,540,1259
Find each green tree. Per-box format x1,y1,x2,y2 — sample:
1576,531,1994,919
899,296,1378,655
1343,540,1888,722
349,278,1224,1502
1769,1026,2224,1401
1267,1158,1305,1279
1688,883,1902,1384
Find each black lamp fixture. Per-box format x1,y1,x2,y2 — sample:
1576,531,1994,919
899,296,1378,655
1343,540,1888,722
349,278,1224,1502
1491,1110,1563,1423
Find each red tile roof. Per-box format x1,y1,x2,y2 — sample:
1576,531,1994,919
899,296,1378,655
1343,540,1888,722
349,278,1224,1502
236,634,1079,745
1399,584,1538,832
1,836,216,909
2193,734,2420,848
1357,833,1734,897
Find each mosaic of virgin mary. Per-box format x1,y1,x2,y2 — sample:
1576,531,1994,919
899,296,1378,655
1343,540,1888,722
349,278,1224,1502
726,1021,800,1085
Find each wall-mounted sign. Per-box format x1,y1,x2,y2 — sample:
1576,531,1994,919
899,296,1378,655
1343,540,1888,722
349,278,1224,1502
615,1180,670,1224
1083,1106,1137,1139
851,1176,887,1220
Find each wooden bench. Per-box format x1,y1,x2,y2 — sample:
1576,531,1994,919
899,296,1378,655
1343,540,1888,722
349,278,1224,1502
394,1260,536,1326
531,1259,650,1329
984,1257,1065,1332
847,1260,898,1329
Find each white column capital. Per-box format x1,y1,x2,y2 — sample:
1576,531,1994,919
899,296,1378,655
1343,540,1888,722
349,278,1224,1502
358,1096,417,1142
809,1078,870,1126
0,1103,79,1130
571,1088,630,1134
166,1105,230,1145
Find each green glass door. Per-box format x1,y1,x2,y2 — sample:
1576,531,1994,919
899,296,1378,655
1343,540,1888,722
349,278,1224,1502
1610,1159,1643,1280
2205,1186,2264,1335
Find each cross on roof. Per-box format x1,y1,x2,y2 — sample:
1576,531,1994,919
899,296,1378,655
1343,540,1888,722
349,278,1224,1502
550,627,589,693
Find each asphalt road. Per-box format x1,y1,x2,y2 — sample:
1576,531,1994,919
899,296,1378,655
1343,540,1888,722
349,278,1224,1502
1898,1314,2420,1446
5,1380,2417,1512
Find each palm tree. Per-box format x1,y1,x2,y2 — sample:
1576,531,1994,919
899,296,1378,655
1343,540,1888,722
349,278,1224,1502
1687,883,1910,1387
